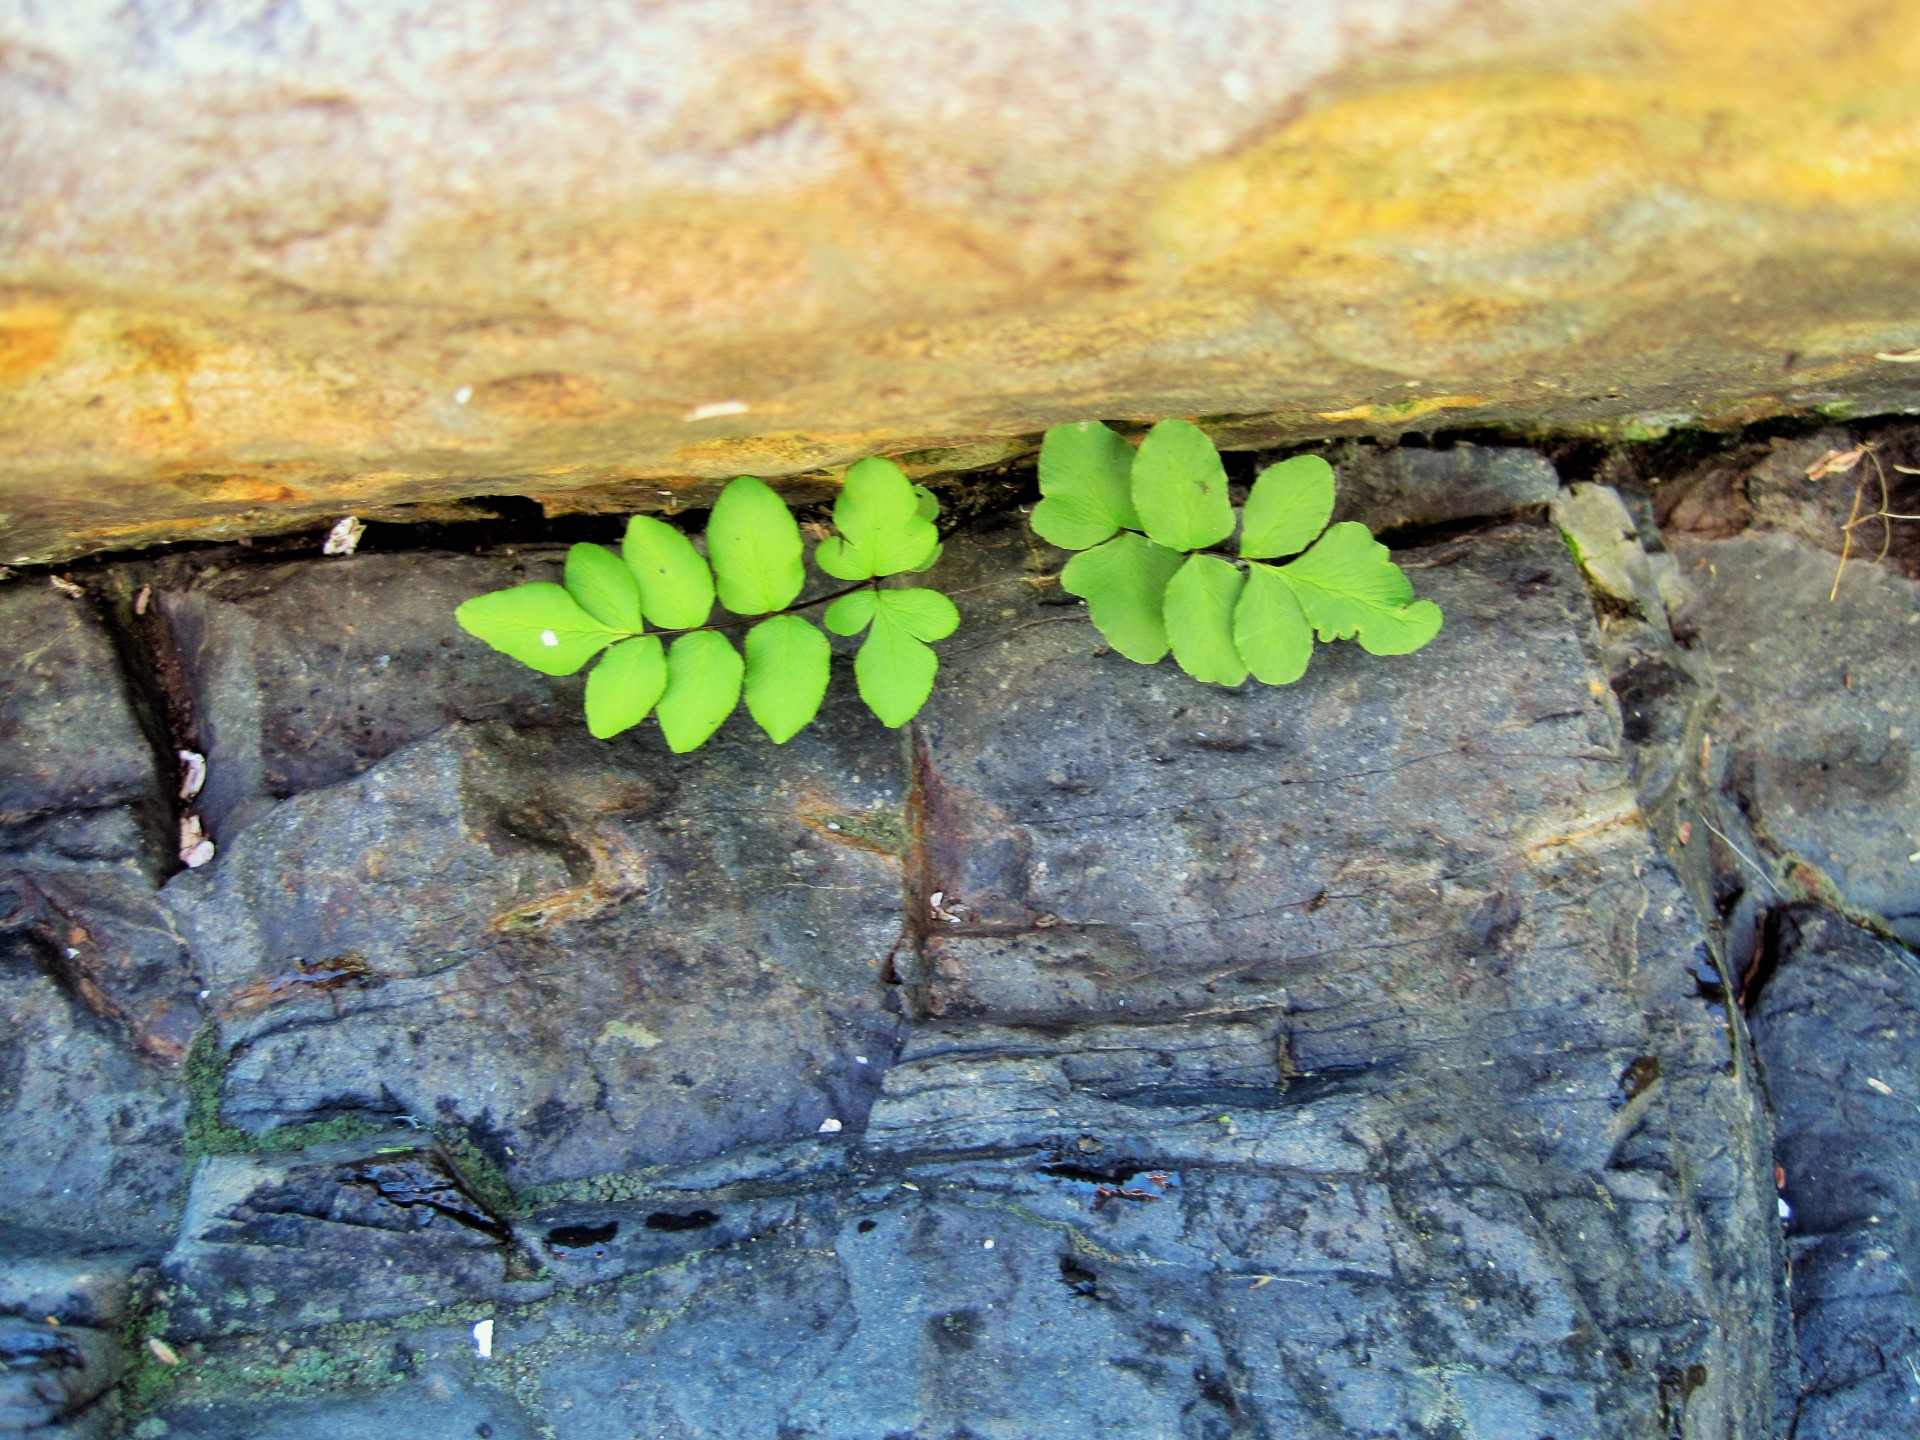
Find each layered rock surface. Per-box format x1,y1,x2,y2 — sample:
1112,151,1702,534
4,434,1920,1434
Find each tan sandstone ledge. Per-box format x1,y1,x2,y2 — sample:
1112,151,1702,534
4,0,1920,563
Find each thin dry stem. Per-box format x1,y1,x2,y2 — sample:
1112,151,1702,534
1829,445,1916,599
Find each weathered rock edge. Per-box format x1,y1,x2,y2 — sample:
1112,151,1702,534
6,0,1920,562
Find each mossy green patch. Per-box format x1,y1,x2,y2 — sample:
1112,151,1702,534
516,1164,668,1211
183,1024,391,1158
433,1126,522,1219
117,1291,183,1419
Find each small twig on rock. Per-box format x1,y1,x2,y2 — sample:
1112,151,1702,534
1699,817,1782,897
1826,446,1919,600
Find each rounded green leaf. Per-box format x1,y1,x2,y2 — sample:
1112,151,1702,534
622,516,715,629
1032,420,1140,550
456,583,621,676
744,614,831,744
584,635,667,738
1130,418,1234,553
913,485,942,522
1058,532,1185,664
707,476,804,616
855,610,938,728
1234,563,1313,685
1163,554,1248,686
815,457,941,580
655,631,744,752
811,536,868,582
872,587,959,642
1240,454,1336,560
1275,522,1445,655
565,543,646,631
823,589,877,636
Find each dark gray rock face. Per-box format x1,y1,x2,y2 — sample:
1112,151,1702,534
1672,531,1920,945
162,1142,535,1338
0,586,189,1258
91,518,1774,1437
1317,441,1561,536
0,584,200,1064
165,709,907,1187
151,1375,543,1440
0,1316,123,1435
869,519,1772,1435
0,962,187,1255
149,548,906,1189
1747,907,1920,1439
158,552,577,841
31,479,1920,1436
0,586,157,830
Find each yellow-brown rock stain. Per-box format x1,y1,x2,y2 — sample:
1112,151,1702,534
0,303,67,383
7,0,1920,562
476,371,617,422
119,323,200,426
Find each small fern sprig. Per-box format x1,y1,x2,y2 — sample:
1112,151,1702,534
456,458,954,751
1033,419,1442,683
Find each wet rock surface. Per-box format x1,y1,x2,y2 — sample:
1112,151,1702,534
4,436,1920,1434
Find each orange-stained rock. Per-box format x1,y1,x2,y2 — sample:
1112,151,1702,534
4,0,1920,562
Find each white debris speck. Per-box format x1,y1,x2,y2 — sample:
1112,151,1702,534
539,629,559,647
818,1117,843,1133
982,1239,995,1250
854,1055,868,1065
454,386,473,404
1866,1077,1895,1097
177,750,206,801
928,891,944,912
49,575,83,597
134,585,152,616
472,1318,493,1359
178,815,215,869
686,400,750,422
147,1337,180,1367
1778,1198,1792,1222
323,516,365,556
